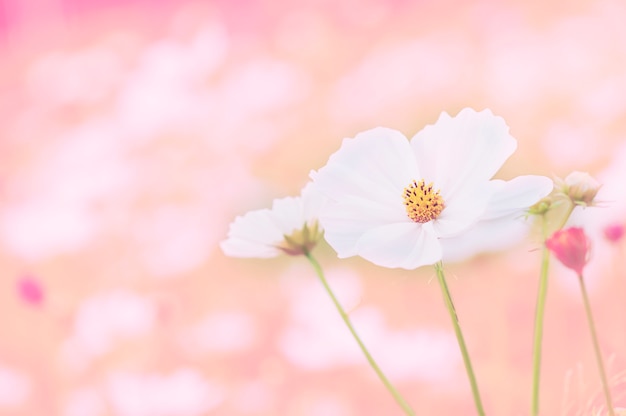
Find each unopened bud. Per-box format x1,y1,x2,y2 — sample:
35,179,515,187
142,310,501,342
557,171,601,206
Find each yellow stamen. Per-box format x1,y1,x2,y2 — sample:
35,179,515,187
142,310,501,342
403,179,445,223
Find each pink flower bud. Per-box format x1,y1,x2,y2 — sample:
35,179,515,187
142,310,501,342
545,227,591,276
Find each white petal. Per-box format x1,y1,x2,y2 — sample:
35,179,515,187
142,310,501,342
481,175,553,220
410,108,517,200
312,128,419,259
220,237,282,258
300,181,328,222
320,196,408,257
355,222,442,269
311,127,419,205
439,175,552,262
440,215,531,263
431,180,501,238
220,209,284,258
271,196,305,234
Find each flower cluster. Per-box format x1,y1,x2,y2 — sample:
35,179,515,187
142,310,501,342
223,108,553,267
221,108,614,416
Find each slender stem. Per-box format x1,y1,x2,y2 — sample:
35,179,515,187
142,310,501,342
555,202,576,232
531,219,550,416
531,202,575,415
305,252,416,416
578,274,615,416
434,262,485,416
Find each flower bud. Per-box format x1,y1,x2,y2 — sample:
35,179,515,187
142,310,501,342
557,171,601,206
545,227,591,276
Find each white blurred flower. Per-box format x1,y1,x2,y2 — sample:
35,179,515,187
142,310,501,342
0,365,31,407
178,311,257,356
61,291,156,371
106,369,223,416
220,183,325,257
311,108,552,269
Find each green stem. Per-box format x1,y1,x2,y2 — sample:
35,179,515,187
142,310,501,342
305,252,416,416
531,203,575,415
555,202,576,232
531,222,550,416
578,274,615,416
434,262,485,416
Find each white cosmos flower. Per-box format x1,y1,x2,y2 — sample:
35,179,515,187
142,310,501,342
310,108,553,269
220,184,325,258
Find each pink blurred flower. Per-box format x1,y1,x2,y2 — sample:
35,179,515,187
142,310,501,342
546,227,591,276
16,275,44,306
603,223,624,244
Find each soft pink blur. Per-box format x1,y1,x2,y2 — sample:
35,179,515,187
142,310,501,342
2,1,626,415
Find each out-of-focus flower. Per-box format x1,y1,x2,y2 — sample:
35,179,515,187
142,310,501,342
16,275,44,306
61,291,157,371
311,108,552,269
546,227,591,276
106,369,223,416
220,184,325,257
0,365,31,407
603,223,624,244
178,311,257,356
555,171,602,207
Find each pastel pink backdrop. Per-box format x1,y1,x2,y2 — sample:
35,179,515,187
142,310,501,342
1,1,626,415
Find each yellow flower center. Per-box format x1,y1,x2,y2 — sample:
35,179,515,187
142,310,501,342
403,179,445,223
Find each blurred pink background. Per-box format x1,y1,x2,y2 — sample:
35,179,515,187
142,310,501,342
2,0,626,415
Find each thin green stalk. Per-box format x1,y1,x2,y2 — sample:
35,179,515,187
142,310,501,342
531,219,550,416
555,202,576,232
434,262,485,416
578,274,615,416
305,252,416,416
531,203,575,415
